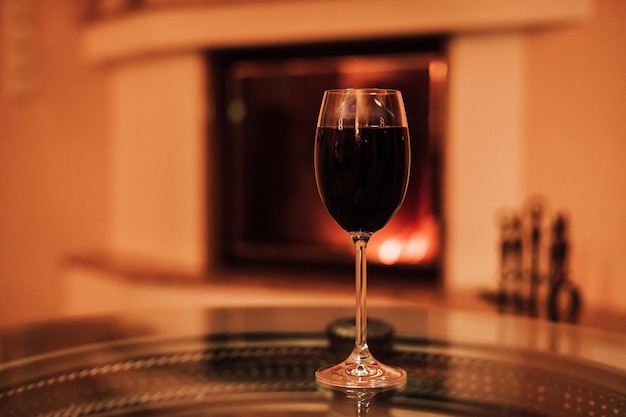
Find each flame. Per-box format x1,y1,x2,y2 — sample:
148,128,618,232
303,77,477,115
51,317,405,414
406,232,429,262
375,232,431,265
429,60,448,83
378,238,403,265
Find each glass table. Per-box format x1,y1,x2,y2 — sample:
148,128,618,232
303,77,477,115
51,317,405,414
1,305,624,416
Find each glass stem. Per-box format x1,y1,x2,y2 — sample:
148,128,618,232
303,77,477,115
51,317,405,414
352,234,372,362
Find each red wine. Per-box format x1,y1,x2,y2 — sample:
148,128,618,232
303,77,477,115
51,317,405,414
315,126,410,234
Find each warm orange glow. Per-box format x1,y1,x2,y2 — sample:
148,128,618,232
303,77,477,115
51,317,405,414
368,212,440,266
406,232,429,262
429,60,448,83
376,232,431,265
378,239,403,265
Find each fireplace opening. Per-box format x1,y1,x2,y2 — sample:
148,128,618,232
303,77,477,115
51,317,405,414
210,37,447,283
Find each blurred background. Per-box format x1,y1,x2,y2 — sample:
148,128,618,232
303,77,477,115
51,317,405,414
0,0,624,328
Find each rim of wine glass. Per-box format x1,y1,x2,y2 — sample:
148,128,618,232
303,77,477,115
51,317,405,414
324,88,401,95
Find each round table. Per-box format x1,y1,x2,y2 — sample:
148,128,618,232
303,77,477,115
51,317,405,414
1,306,624,416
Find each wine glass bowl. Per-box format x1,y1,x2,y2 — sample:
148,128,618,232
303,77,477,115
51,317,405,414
314,89,410,390
315,89,411,237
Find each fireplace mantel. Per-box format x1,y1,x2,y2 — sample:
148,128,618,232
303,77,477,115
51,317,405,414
82,0,591,64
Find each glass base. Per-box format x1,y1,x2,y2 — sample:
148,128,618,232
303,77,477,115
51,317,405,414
316,357,407,390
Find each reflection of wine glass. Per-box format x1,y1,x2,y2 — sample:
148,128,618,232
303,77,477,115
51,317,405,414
314,89,410,389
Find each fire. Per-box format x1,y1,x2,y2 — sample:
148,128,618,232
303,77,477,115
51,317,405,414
406,233,429,261
378,239,403,265
376,232,431,265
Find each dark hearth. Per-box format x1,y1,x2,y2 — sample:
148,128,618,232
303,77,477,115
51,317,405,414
210,38,446,282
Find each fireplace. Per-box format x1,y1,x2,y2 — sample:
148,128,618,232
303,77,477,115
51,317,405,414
64,1,589,319
210,38,447,280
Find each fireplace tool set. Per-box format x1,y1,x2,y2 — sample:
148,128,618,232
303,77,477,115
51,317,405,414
496,199,582,323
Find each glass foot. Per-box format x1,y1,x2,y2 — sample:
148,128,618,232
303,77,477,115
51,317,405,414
316,358,407,390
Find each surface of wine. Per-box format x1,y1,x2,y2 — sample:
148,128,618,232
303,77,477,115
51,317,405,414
315,126,410,234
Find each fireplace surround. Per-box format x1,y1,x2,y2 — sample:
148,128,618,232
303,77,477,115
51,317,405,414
211,38,446,280
64,0,592,316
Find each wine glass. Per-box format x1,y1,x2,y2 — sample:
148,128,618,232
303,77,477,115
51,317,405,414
314,88,410,390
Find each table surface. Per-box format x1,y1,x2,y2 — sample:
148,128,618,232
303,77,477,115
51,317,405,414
0,306,624,417
1,305,625,371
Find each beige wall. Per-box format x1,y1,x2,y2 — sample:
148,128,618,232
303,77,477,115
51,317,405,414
524,0,626,312
0,0,624,325
0,1,110,325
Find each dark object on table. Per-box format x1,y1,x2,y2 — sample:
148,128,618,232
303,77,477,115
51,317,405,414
547,214,582,322
495,198,582,323
496,212,524,314
325,316,395,360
